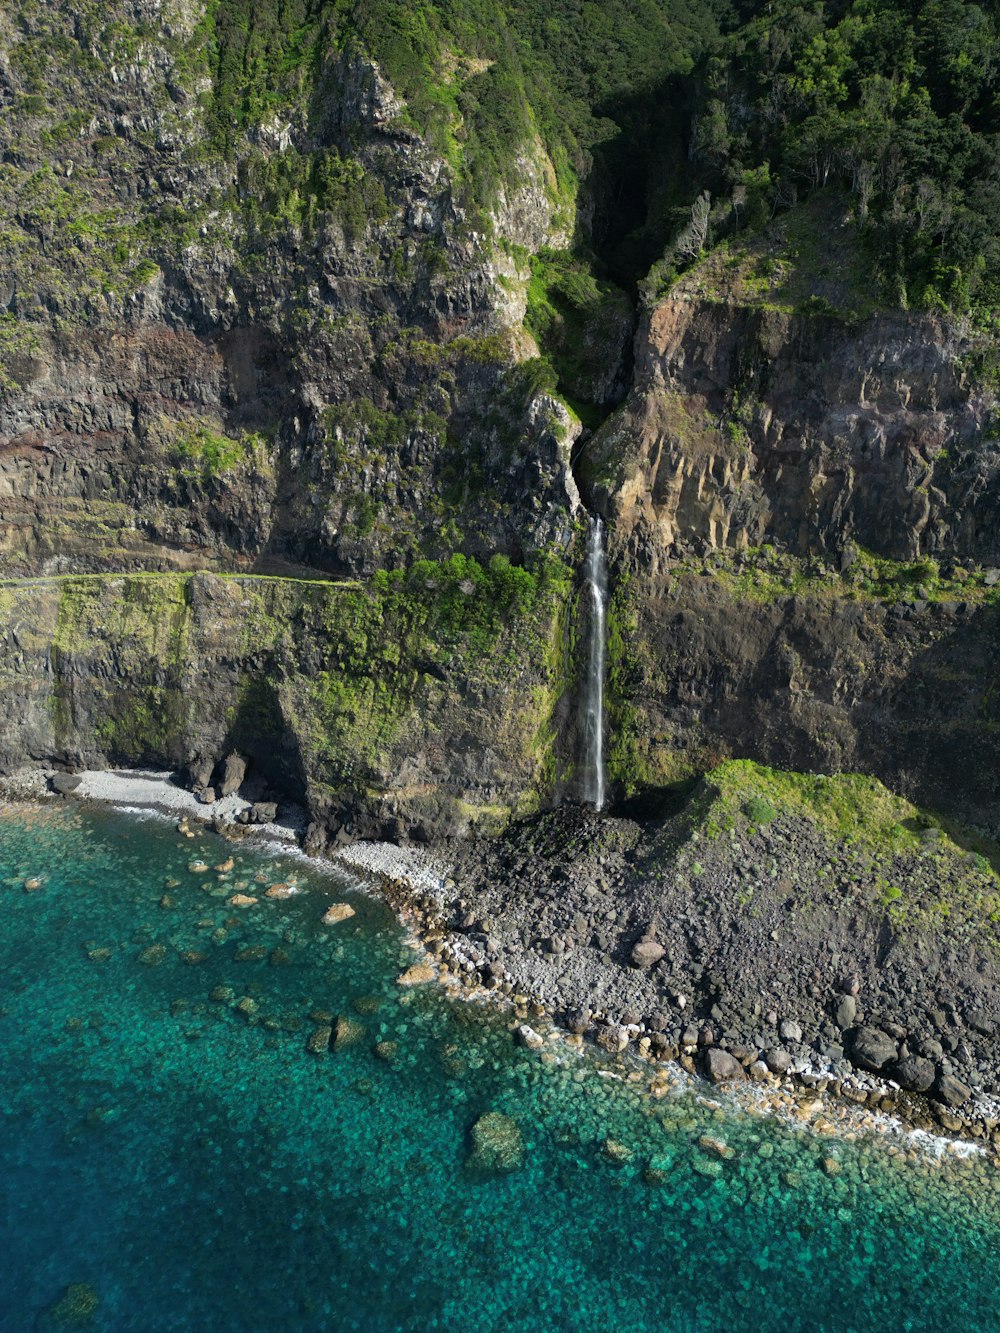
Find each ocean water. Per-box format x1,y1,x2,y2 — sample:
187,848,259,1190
1,805,1000,1332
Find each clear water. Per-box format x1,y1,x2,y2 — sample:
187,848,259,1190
2,804,1000,1332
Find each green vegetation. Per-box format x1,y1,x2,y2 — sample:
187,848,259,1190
673,543,1000,607
524,248,633,418
671,0,1000,321
165,419,270,480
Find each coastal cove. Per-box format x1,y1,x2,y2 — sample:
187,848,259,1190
3,798,1000,1331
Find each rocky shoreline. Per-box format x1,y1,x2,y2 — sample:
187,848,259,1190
9,763,1000,1158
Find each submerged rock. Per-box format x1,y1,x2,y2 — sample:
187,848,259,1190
332,1015,365,1051
516,1024,544,1051
396,963,435,986
466,1111,524,1173
322,903,356,925
49,1282,99,1324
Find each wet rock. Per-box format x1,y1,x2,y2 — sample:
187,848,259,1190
603,1138,633,1165
265,883,296,899
698,1135,735,1161
935,1072,972,1107
704,1048,746,1083
891,1055,936,1093
227,893,257,908
307,1025,332,1054
850,1025,898,1071
595,1024,630,1055
466,1111,524,1173
322,903,356,925
49,1281,99,1324
332,1015,365,1051
397,964,435,986
516,1024,544,1051
23,877,43,892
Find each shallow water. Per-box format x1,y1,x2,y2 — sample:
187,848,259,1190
1,805,999,1332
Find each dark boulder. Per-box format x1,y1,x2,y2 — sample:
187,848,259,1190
704,1048,746,1084
935,1072,971,1108
850,1026,898,1072
891,1055,936,1093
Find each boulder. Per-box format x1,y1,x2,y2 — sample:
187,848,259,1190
322,903,356,925
516,1024,544,1052
704,1048,746,1084
891,1055,936,1093
218,752,247,797
850,1026,898,1071
595,1024,630,1055
764,1048,792,1075
935,1072,971,1107
466,1111,524,1173
396,963,436,986
630,937,665,969
779,1019,803,1043
50,772,82,795
834,995,858,1029
251,801,278,824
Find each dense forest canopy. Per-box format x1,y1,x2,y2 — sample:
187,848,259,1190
692,0,1000,319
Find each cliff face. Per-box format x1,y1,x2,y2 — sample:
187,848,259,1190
592,214,1000,829
0,2,580,581
1,6,998,842
0,565,571,842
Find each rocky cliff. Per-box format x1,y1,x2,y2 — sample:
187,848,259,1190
587,204,1000,832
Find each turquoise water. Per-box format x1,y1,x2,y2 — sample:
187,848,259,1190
2,806,1000,1331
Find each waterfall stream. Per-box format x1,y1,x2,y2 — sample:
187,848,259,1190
580,514,607,811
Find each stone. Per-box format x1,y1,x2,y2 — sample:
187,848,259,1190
565,1006,591,1035
50,772,82,795
49,1282,99,1324
322,903,356,925
215,857,235,873
306,1025,332,1054
704,1048,746,1084
251,801,278,824
218,752,247,797
630,938,665,969
698,1135,735,1161
23,877,43,892
603,1138,633,1164
227,893,257,908
466,1111,524,1173
891,1055,936,1093
764,1048,792,1075
332,1015,365,1051
834,995,857,1029
850,1025,898,1071
396,964,436,986
196,787,216,805
935,1072,972,1107
517,1024,544,1051
779,1019,803,1043
595,1024,630,1055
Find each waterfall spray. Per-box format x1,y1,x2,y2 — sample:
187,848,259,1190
580,514,607,812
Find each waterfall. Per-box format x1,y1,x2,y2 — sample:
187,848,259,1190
580,514,608,812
